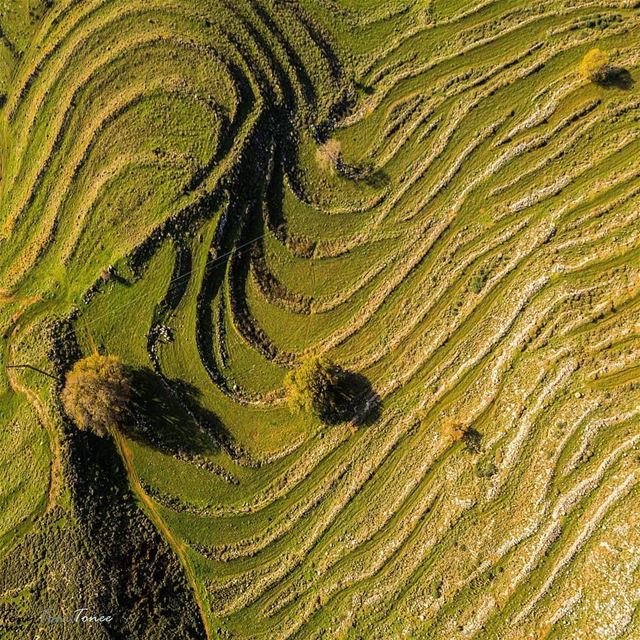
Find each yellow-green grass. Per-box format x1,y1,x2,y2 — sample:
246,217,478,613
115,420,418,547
1,0,639,638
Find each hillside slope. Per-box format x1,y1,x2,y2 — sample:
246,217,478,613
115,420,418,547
1,1,639,638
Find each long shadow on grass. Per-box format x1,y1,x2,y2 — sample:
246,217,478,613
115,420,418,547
123,367,233,458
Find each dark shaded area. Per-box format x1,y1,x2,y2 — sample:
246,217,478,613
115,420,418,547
337,159,390,188
68,432,206,639
263,145,318,259
48,316,82,378
363,168,390,189
117,367,244,478
122,367,232,458
106,271,131,287
0,428,206,640
0,321,205,639
462,428,483,454
249,239,312,313
157,242,193,317
600,66,634,90
320,366,381,427
354,81,374,96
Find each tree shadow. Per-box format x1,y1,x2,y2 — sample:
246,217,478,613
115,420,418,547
462,427,482,454
64,420,207,638
363,169,390,189
321,367,381,427
122,367,233,458
337,161,389,188
354,81,374,96
600,67,634,90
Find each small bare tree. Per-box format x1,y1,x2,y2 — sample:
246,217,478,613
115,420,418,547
316,138,342,173
440,421,482,453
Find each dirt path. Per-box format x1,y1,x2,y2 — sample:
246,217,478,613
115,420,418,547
6,360,63,513
113,431,212,640
4,302,62,514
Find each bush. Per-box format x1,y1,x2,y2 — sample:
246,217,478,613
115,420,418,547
470,267,490,294
61,354,132,436
475,459,497,478
440,421,466,442
579,48,609,82
440,421,482,453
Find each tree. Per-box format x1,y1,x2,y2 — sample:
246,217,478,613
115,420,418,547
285,356,360,423
285,356,341,420
579,48,610,83
61,354,132,436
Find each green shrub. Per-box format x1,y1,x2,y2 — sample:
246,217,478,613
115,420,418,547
285,356,342,419
470,270,489,293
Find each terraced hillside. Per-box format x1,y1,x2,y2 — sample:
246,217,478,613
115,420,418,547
1,0,639,638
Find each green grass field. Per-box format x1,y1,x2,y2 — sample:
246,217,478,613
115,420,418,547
1,0,639,638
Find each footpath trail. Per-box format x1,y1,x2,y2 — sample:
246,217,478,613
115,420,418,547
4,299,62,516
113,430,212,640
